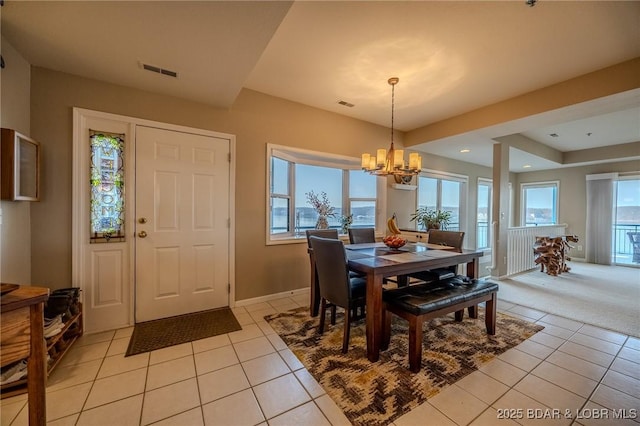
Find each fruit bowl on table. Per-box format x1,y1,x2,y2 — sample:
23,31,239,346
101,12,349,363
383,235,407,249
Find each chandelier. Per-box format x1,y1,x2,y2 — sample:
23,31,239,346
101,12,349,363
361,77,422,181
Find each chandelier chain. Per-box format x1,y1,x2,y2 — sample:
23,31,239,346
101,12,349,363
390,81,395,146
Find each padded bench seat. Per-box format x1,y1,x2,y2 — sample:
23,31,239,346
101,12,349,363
382,278,499,372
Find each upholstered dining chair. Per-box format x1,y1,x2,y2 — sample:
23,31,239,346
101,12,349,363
305,229,340,316
348,227,376,244
305,229,339,245
409,230,465,283
308,235,366,353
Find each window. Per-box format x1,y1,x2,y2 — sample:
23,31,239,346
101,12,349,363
267,144,379,242
521,181,558,226
270,156,291,235
295,163,343,230
416,170,467,231
90,131,125,243
348,170,377,228
477,179,492,249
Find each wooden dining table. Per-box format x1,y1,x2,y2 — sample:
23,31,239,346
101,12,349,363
343,242,484,362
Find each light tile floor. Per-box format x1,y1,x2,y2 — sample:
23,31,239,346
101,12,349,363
1,293,638,426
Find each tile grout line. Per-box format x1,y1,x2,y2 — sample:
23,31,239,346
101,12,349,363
63,332,114,425
193,340,207,426
569,335,633,415
8,299,636,426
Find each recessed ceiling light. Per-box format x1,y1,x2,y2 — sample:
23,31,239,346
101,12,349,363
549,133,559,137
523,165,532,168
460,149,470,153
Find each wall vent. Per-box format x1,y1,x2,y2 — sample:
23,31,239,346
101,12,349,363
338,100,355,108
141,62,178,78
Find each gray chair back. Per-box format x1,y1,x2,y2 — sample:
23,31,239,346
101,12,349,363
308,236,351,307
348,228,376,244
428,230,465,250
305,229,339,247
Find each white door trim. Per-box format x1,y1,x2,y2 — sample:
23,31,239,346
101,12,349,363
72,108,236,332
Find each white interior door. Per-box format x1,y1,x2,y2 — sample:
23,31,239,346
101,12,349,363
135,126,230,322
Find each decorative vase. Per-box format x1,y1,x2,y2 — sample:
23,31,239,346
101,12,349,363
316,215,329,230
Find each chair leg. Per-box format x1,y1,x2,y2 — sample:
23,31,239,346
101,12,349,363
330,305,337,325
381,306,391,350
310,267,320,317
396,275,409,287
408,317,423,373
318,298,327,334
485,293,497,335
342,305,352,353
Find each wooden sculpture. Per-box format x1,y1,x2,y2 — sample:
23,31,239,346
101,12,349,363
533,235,578,276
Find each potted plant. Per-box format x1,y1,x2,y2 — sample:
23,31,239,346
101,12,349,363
409,207,452,230
340,214,353,234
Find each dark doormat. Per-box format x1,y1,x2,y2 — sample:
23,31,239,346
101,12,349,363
125,307,242,356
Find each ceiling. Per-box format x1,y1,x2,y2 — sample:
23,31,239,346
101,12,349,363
2,1,639,172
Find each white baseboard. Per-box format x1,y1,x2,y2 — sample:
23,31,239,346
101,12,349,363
235,287,309,307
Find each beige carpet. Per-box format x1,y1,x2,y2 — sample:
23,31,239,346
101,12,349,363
265,307,543,426
496,262,640,337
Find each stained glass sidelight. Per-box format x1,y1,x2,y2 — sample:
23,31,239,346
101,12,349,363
90,130,125,243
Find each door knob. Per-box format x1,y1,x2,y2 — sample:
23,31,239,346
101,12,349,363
138,231,147,238
138,217,147,224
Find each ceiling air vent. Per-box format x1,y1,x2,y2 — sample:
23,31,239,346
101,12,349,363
141,62,178,78
338,100,355,108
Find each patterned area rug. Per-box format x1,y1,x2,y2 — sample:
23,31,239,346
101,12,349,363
126,307,241,356
265,307,543,426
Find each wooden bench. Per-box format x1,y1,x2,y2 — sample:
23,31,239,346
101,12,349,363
381,277,499,372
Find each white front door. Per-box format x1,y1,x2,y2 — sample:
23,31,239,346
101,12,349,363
135,126,230,322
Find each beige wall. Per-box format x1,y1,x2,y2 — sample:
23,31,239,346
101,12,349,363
29,67,395,299
514,160,640,259
0,37,31,284
21,65,640,304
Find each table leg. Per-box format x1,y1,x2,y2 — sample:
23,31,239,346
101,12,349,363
466,258,479,318
466,258,478,279
366,272,384,362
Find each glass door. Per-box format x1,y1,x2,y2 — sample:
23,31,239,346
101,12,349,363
613,177,640,266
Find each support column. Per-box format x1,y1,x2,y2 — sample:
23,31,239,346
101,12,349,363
491,143,510,278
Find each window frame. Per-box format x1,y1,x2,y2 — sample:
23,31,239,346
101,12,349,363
266,144,384,245
416,169,468,233
269,156,294,236
344,169,378,230
89,131,126,244
520,181,559,226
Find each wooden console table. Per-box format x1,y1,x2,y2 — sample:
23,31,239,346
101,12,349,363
1,284,50,426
